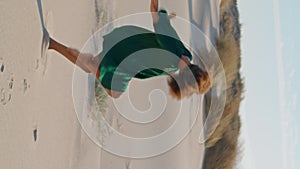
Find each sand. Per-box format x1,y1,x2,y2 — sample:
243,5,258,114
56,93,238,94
0,0,220,169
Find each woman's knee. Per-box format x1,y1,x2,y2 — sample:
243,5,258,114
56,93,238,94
105,89,122,98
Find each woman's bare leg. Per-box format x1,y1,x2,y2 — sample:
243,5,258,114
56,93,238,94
48,38,123,98
48,38,100,79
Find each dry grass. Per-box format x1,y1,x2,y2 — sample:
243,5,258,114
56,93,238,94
94,81,108,113
202,0,244,168
93,0,113,114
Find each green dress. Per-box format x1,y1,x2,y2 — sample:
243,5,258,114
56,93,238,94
98,10,192,92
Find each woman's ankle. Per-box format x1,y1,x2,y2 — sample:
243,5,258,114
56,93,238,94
48,38,55,50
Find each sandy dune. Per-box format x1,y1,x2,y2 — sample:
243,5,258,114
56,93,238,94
0,0,219,169
99,0,220,168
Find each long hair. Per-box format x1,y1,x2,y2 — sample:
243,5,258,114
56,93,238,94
167,64,211,99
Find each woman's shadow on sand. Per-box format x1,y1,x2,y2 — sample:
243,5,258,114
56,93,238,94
36,0,50,75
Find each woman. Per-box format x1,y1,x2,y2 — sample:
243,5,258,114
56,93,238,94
48,0,211,99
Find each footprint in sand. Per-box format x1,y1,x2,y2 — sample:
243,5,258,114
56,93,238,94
1,64,4,73
1,74,14,104
8,75,14,90
0,88,12,105
23,78,30,94
0,88,5,105
0,57,4,73
7,93,12,102
33,128,38,142
0,57,4,74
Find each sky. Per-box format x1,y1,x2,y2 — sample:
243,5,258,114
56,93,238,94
238,0,299,169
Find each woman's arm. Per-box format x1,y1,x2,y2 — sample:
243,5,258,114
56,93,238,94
150,0,159,23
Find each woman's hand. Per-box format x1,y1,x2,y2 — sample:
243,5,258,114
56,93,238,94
169,12,176,19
